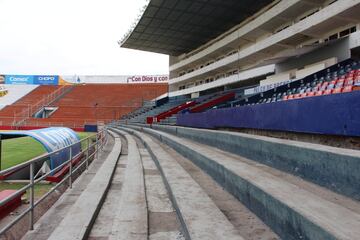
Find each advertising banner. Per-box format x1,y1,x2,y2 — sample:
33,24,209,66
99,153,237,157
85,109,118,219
33,75,59,85
0,75,4,84
127,75,168,84
5,75,34,85
78,75,169,84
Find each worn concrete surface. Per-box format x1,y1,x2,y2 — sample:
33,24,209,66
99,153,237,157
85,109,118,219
47,131,121,240
122,127,244,240
22,133,117,240
126,125,360,240
108,130,147,240
136,139,184,240
145,124,360,200
160,141,279,240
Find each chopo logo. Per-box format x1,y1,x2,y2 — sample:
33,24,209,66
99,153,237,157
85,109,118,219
38,76,55,81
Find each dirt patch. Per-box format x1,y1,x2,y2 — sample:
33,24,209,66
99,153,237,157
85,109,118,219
149,211,179,235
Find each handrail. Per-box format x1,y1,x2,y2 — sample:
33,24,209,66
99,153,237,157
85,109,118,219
13,85,73,127
0,128,109,235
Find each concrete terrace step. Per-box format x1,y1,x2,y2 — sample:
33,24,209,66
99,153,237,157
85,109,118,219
116,127,243,240
21,133,117,240
147,124,360,201
123,125,360,240
47,131,122,240
108,129,147,240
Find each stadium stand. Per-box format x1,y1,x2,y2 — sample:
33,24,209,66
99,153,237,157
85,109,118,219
119,0,360,138
0,85,38,110
0,85,65,126
4,1,360,239
0,83,167,129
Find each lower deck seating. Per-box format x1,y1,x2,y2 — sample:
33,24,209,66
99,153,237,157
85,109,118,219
250,59,360,105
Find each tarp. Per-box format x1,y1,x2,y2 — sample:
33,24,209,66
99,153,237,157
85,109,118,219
177,91,360,137
0,127,81,170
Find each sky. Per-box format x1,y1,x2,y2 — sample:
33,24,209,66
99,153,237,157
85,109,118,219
0,0,169,75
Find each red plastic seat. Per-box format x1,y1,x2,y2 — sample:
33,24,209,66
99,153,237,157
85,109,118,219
307,92,315,97
282,95,289,101
349,70,356,75
287,95,294,100
294,93,301,99
319,82,328,91
332,88,343,94
323,89,333,95
345,79,354,86
300,93,307,98
355,76,360,85
0,190,25,219
315,91,323,96
335,79,344,88
343,86,354,93
346,75,354,81
327,84,335,90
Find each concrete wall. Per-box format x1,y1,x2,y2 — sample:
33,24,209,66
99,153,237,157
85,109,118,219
275,38,351,73
146,124,360,201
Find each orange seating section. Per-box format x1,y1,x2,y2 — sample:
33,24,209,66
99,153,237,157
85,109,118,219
0,85,63,125
0,84,167,128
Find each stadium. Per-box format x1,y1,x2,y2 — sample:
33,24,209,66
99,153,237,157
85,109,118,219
0,0,360,239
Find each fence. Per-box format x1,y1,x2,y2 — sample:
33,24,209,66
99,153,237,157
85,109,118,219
13,85,73,127
0,128,109,235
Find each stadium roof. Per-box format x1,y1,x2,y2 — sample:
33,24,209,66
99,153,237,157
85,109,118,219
120,0,275,56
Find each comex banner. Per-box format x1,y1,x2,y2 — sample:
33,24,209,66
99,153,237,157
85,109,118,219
5,75,59,85
5,75,34,85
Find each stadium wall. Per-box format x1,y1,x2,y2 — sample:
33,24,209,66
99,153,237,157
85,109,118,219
177,90,360,137
275,36,352,73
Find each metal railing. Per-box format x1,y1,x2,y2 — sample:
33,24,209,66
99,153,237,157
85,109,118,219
13,85,74,127
0,119,108,129
0,128,109,235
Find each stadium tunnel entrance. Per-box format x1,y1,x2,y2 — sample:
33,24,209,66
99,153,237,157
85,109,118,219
0,127,81,180
33,107,58,118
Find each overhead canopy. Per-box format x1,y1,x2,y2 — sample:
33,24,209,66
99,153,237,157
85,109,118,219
120,0,275,56
0,127,81,170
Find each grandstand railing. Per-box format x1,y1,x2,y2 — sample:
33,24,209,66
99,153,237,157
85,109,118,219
0,118,114,130
13,85,74,127
0,128,109,235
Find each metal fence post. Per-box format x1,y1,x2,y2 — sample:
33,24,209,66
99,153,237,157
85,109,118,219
69,147,73,189
96,135,99,159
86,138,90,170
29,162,35,230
